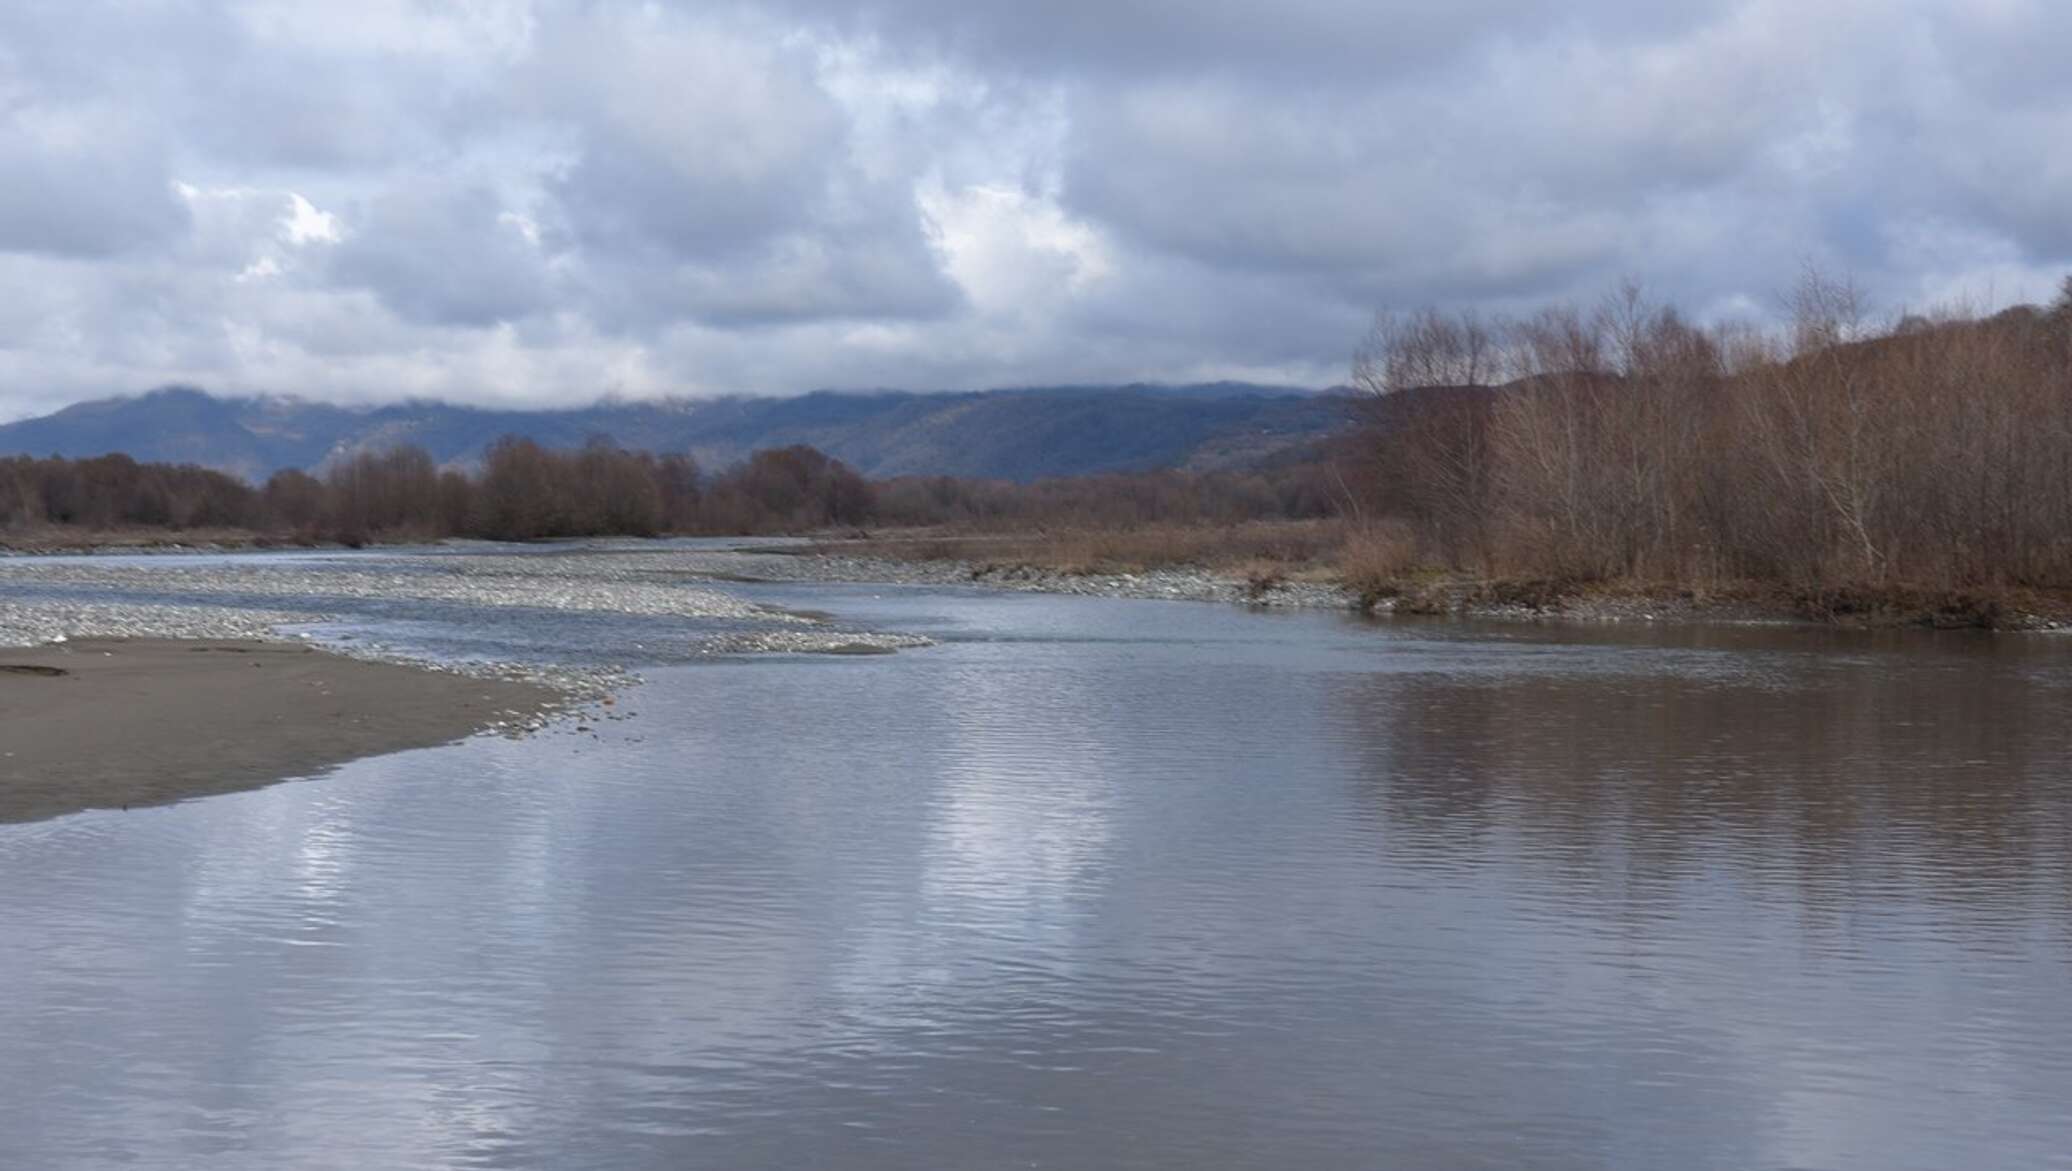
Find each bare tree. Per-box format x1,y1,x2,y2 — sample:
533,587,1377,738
1353,308,1502,396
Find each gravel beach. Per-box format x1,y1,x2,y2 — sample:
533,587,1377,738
474,541,1366,609
0,545,944,670
0,544,962,822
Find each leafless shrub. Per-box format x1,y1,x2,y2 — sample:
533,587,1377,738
1347,271,2072,598
1337,520,1422,610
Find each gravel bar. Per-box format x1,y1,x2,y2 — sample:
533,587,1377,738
0,545,942,704
474,543,1365,610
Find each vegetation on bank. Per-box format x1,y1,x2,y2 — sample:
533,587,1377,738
799,273,2072,628
807,520,1344,598
1329,273,2072,626
9,268,2072,629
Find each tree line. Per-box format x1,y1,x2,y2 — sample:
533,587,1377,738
2,434,1332,546
0,439,877,544
1,452,255,532
873,464,1334,530
1344,273,2072,594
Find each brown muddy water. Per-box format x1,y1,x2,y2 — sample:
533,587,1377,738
3,551,2070,1169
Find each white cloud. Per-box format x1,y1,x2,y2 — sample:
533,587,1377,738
283,194,342,245
1,0,2070,419
921,183,1111,315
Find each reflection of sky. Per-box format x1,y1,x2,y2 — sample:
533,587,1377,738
3,587,2072,1168
916,655,1119,944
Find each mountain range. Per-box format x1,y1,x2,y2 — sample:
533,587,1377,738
0,384,1346,482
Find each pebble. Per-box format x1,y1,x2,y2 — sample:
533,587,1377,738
0,545,939,718
541,544,1362,610
0,555,809,624
0,599,323,648
694,629,935,656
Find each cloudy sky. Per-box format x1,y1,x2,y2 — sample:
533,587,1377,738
3,0,2069,419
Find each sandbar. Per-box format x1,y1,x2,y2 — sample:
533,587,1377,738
0,638,559,824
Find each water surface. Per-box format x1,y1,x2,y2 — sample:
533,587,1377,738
3,555,2070,1169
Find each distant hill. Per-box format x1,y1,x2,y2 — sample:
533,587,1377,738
0,384,1345,483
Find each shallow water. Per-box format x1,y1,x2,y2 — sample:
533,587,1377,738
4,553,2071,1169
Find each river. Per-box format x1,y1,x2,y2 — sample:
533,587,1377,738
3,549,2070,1169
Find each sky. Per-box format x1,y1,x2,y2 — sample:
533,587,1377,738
3,0,2070,419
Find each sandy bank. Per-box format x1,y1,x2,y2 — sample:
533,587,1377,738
0,638,560,824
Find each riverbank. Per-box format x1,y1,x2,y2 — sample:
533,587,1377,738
0,638,564,824
7,527,2066,642
0,543,952,820
0,525,314,556
778,531,2072,631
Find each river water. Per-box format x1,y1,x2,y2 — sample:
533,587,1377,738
3,552,2070,1169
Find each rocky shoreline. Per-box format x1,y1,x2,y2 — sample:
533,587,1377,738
725,546,1362,609
0,591,634,713
681,544,1799,627
728,542,2069,631
5,540,2062,688
0,544,944,707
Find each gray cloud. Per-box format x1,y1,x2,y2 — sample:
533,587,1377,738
758,0,1737,82
1,0,2070,418
0,111,190,258
329,182,552,328
528,7,848,259
522,5,963,330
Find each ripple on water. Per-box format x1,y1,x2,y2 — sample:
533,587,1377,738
3,556,2072,1169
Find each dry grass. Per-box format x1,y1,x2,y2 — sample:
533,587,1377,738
836,517,2072,628
1784,583,2072,629
840,519,1350,577
0,526,296,553
1336,521,1424,607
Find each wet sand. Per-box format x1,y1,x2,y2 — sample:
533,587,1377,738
0,639,560,824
